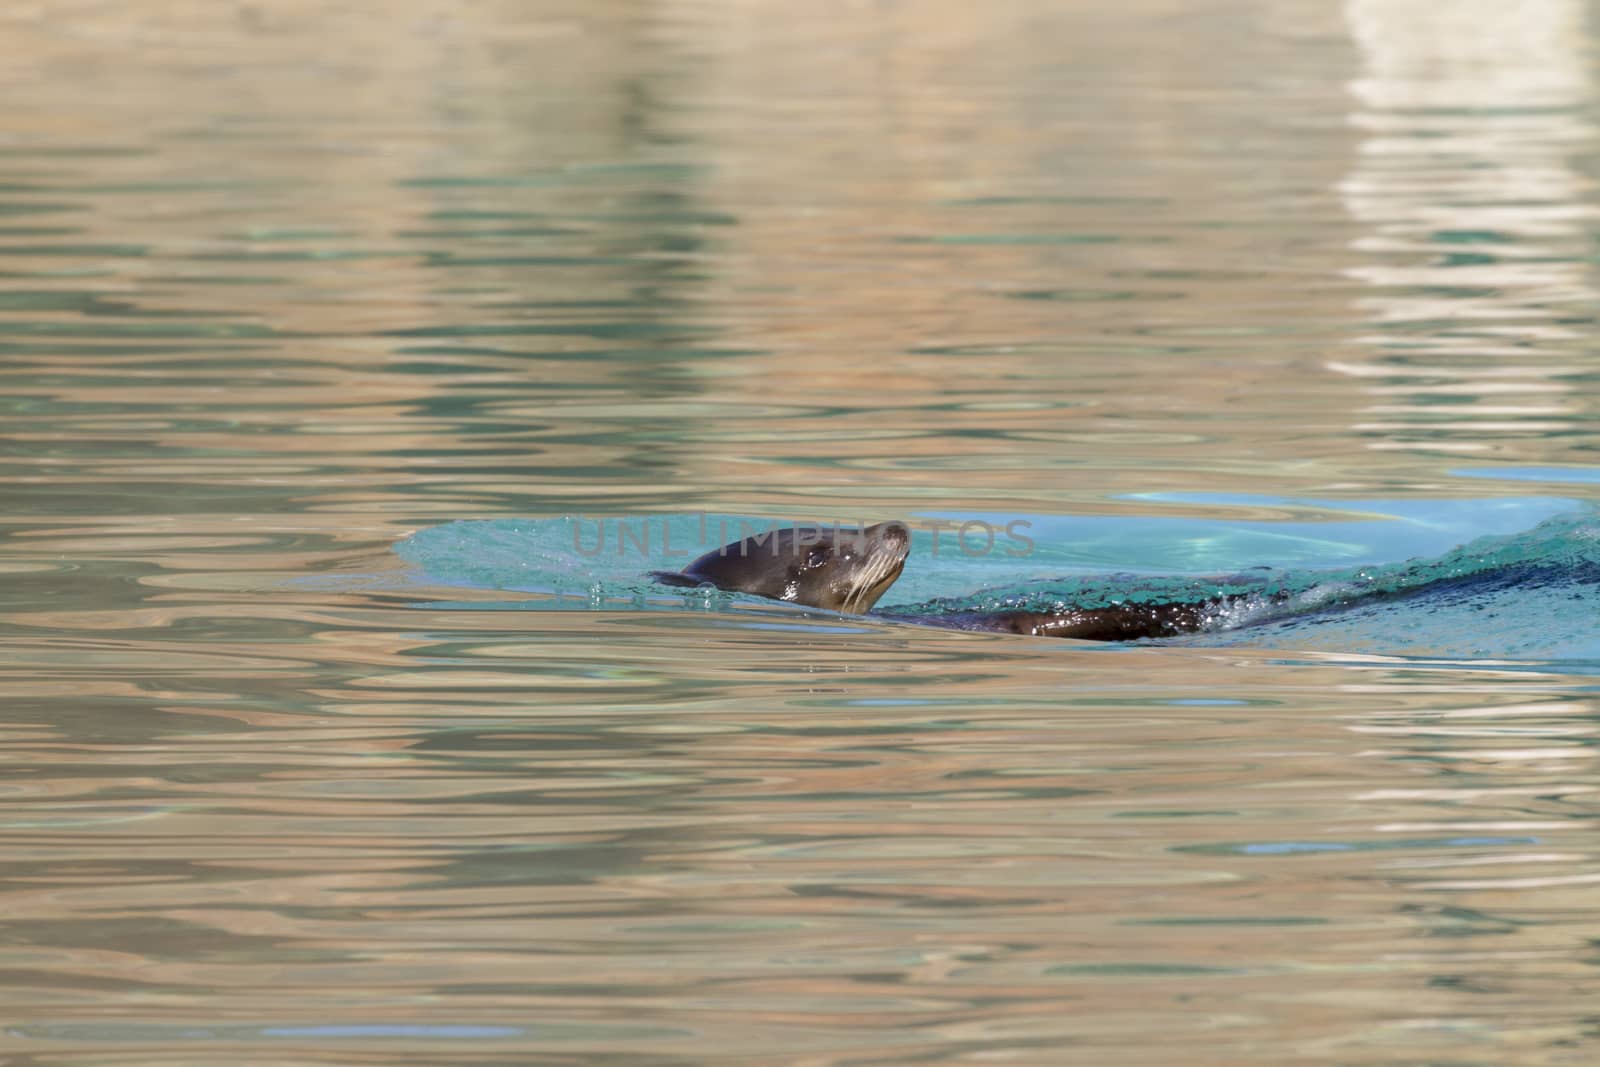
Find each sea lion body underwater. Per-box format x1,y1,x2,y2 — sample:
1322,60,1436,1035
650,522,1245,641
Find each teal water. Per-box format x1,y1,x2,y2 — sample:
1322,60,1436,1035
5,1,1600,1065
400,499,1600,661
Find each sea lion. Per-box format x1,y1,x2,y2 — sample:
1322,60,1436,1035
651,521,911,615
650,522,1248,640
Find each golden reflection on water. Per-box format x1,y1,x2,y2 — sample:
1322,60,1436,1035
1,0,1598,1065
5,601,1599,1062
1339,0,1598,457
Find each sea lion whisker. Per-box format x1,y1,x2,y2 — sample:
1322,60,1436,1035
844,550,904,615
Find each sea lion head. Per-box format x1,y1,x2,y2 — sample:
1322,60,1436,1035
653,521,910,614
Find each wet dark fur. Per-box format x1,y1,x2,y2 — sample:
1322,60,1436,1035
881,600,1233,641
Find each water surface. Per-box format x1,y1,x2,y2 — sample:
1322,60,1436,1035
4,1,1600,1065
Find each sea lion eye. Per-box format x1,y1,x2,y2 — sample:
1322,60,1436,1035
805,545,831,568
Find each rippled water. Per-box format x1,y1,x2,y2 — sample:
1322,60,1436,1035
5,1,1600,1064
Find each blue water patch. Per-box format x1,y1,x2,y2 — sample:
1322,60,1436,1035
1452,466,1600,485
395,497,1600,663
1185,836,1541,857
396,497,1584,599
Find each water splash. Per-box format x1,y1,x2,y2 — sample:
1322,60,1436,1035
901,510,1600,662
